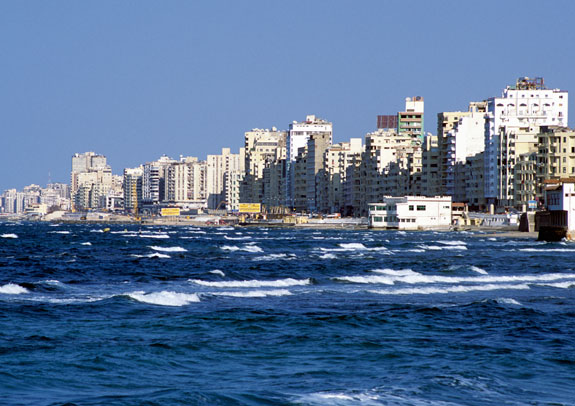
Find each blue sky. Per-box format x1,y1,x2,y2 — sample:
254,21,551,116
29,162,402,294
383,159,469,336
1,0,574,190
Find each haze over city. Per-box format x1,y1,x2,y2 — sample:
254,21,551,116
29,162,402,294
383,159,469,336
1,0,574,191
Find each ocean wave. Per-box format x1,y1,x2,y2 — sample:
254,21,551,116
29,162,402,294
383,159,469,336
127,291,200,306
536,281,575,289
320,243,388,253
1,233,18,239
217,227,234,231
81,242,92,246
438,240,467,246
221,245,263,253
418,244,467,251
188,278,311,288
519,248,575,252
149,246,187,253
139,234,170,239
495,298,522,306
370,283,531,295
336,270,575,286
252,253,295,261
49,231,71,234
209,270,226,277
131,253,171,259
213,289,292,298
470,266,488,275
0,283,29,294
224,235,252,240
319,253,337,259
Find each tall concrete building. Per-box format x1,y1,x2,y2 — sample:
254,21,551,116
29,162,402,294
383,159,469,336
70,152,112,211
206,148,244,210
164,157,208,209
123,167,143,213
437,101,487,198
317,138,363,214
142,155,177,209
285,115,332,208
484,77,568,207
241,127,287,205
536,126,575,202
399,96,424,140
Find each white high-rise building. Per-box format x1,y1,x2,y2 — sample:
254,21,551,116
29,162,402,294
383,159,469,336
286,115,332,208
206,148,244,210
484,77,568,206
70,152,112,211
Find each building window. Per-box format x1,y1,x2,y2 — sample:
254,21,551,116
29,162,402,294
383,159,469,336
409,205,414,211
417,205,426,211
374,216,382,222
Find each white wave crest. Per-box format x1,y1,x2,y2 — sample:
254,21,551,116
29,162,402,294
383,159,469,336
536,281,574,289
217,227,234,231
189,278,311,288
252,254,295,261
1,233,18,239
131,253,171,259
0,283,29,294
338,270,575,286
470,266,488,275
370,283,531,295
221,245,263,253
520,248,575,252
81,242,92,246
418,244,467,251
49,231,70,234
438,240,467,246
210,270,226,277
224,235,252,240
319,253,337,259
128,291,200,306
496,298,522,305
150,246,187,252
139,234,170,239
214,289,292,298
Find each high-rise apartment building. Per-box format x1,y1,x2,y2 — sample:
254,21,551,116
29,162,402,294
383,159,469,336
286,115,332,208
70,152,112,211
206,148,244,210
484,77,568,207
241,128,287,205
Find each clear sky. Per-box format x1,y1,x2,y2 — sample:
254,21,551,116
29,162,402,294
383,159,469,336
1,0,574,191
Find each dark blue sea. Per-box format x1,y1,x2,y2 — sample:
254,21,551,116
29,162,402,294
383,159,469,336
0,223,574,406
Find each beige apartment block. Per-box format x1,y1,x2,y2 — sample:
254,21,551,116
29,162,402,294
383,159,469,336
537,126,575,201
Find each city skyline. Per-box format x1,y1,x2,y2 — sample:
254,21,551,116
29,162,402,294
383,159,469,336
2,0,575,191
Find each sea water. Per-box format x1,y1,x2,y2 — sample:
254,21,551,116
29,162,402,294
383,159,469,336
0,223,574,405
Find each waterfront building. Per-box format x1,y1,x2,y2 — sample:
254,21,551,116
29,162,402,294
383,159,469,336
286,115,332,208
484,77,568,207
437,102,487,197
368,196,452,230
536,126,575,202
123,167,143,214
305,131,332,213
377,96,425,141
317,138,363,214
70,152,112,211
240,128,287,205
142,155,177,208
421,134,440,197
358,129,421,216
206,147,244,210
514,152,538,210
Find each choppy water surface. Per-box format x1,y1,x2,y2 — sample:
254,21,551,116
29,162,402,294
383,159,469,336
1,223,574,405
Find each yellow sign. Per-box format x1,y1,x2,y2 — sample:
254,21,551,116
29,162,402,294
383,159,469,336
161,208,181,216
239,203,261,213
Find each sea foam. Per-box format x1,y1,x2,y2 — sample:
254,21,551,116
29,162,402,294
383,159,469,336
0,283,29,294
188,278,311,288
150,246,187,252
214,289,292,298
370,283,531,295
221,245,263,253
1,234,18,239
128,291,200,306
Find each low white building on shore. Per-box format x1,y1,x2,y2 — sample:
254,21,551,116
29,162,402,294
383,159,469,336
368,196,452,230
